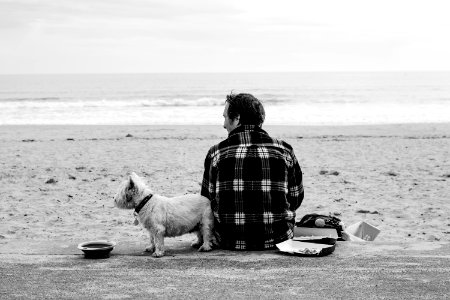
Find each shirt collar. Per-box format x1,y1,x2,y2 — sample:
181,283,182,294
228,125,266,137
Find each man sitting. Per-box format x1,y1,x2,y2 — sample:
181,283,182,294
201,93,304,250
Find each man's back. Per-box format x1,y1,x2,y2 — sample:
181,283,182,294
202,125,304,250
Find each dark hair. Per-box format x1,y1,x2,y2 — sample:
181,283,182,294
225,93,265,126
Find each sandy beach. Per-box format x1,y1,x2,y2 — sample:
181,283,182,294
0,124,449,247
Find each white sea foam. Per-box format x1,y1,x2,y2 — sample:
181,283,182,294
0,72,449,125
0,97,225,109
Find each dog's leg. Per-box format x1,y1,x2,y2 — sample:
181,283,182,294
211,230,220,248
198,207,213,252
152,225,165,257
145,232,155,253
191,231,203,249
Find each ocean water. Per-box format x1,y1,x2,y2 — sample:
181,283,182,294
0,72,449,125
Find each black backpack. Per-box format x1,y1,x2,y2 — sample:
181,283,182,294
296,214,344,237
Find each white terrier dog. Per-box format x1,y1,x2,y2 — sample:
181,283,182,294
114,172,215,257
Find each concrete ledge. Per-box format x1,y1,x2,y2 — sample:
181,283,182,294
0,239,449,299
0,237,448,257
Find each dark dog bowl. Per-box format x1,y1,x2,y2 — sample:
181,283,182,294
77,240,116,259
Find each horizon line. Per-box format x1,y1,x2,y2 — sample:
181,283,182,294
1,70,450,76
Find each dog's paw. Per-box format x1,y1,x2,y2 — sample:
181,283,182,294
152,250,164,257
145,245,155,253
198,243,212,252
191,241,202,249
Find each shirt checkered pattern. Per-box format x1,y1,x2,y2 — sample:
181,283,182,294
201,125,304,250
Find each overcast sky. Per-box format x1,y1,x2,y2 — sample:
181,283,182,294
1,0,450,74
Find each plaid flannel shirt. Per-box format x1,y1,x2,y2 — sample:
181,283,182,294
201,125,304,250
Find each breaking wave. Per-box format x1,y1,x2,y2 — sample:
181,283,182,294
0,97,227,109
0,96,290,109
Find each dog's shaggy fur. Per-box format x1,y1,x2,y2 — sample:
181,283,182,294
114,172,215,257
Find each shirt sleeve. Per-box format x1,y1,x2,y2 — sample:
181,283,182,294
287,150,304,211
201,148,216,202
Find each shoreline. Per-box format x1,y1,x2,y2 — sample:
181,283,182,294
1,122,449,141
0,123,449,246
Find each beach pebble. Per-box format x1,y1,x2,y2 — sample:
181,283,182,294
386,171,398,176
68,174,76,180
45,178,57,184
319,170,339,175
356,209,379,214
427,235,440,241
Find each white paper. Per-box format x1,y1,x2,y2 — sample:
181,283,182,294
276,239,333,255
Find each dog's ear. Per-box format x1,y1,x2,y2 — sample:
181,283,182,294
128,175,135,190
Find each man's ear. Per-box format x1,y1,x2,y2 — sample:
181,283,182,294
234,115,241,126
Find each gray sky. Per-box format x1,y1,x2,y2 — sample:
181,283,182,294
1,0,449,74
